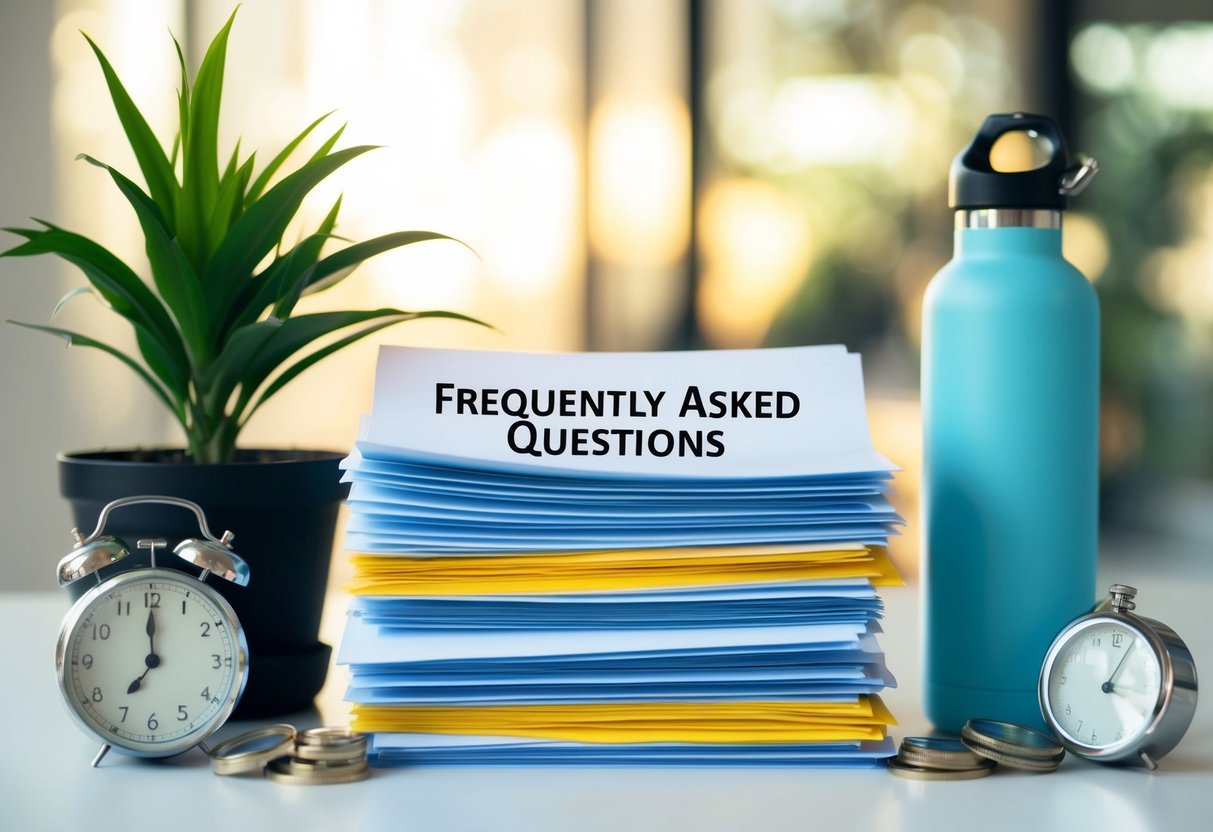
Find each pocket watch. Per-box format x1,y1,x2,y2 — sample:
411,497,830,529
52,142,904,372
54,496,250,767
1038,584,1198,770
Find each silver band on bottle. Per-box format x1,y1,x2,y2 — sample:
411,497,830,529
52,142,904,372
956,209,1061,229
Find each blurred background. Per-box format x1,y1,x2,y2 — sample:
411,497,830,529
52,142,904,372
2,0,1211,590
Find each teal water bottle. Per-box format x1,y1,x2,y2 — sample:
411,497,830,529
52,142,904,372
922,113,1101,732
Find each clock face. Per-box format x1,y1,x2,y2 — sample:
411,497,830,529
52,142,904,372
1044,617,1163,751
56,569,247,757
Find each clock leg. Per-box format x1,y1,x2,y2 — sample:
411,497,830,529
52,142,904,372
91,744,112,768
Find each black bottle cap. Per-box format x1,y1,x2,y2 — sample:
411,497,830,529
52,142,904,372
949,113,1073,211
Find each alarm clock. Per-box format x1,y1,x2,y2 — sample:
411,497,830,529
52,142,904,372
54,496,250,767
1038,584,1198,770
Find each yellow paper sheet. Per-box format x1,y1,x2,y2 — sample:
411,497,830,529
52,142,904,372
349,544,902,595
351,696,896,744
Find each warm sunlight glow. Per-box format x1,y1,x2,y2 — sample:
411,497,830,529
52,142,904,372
589,95,691,268
697,178,812,347
474,118,579,294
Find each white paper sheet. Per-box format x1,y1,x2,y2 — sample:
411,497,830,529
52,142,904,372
338,612,867,663
363,345,894,478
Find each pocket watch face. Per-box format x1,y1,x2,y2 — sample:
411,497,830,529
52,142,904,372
1044,617,1162,750
56,569,247,757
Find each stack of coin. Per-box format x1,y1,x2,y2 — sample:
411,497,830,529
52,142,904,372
266,727,370,785
209,724,370,784
960,719,1065,773
885,736,997,780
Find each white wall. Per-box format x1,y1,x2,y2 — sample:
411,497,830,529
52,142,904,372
0,0,175,590
0,0,72,590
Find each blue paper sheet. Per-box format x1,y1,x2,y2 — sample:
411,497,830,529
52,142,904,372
367,733,897,767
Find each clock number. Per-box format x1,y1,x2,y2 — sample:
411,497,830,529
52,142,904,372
144,592,161,609
177,705,189,722
1060,674,1067,685
119,706,128,723
212,654,222,669
181,599,188,615
1091,730,1097,743
200,686,210,700
81,654,93,670
1112,633,1124,648
116,600,131,616
1091,637,1101,647
199,622,211,638
1065,704,1071,716
1076,720,1083,733
92,623,110,641
147,713,159,731
91,687,103,702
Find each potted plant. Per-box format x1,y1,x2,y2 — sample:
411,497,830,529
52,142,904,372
3,11,485,716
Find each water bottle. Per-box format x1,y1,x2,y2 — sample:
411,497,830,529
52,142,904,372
922,113,1101,732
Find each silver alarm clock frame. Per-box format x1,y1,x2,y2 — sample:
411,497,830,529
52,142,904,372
1038,585,1198,769
53,495,251,766
53,567,250,760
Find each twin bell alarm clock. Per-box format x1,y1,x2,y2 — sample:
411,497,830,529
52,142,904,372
54,496,250,767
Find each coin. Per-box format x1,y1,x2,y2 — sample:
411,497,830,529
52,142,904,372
264,756,371,785
960,741,1062,773
897,736,986,770
208,724,298,776
886,756,995,780
294,727,368,762
961,720,1065,772
962,720,1065,759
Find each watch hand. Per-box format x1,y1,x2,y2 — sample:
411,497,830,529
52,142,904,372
127,667,150,694
1101,636,1136,693
146,610,158,659
128,611,162,693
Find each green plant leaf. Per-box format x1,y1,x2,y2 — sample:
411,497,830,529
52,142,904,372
183,8,237,232
172,33,190,155
231,308,491,424
7,320,185,423
82,34,178,231
133,329,190,405
197,316,283,418
243,310,489,422
308,122,347,163
206,151,256,256
203,145,376,322
244,110,335,204
221,140,242,183
267,233,332,320
77,155,210,363
303,230,472,296
221,196,342,337
77,154,167,225
2,223,187,368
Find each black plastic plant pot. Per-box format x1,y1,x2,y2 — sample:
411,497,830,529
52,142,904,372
58,449,349,719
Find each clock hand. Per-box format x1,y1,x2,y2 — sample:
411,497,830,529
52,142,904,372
1101,636,1135,693
128,611,162,693
146,609,158,660
127,667,150,694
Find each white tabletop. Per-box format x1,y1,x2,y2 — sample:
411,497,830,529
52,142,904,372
2,531,1210,832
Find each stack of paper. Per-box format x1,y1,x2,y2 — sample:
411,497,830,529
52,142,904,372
338,345,903,766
